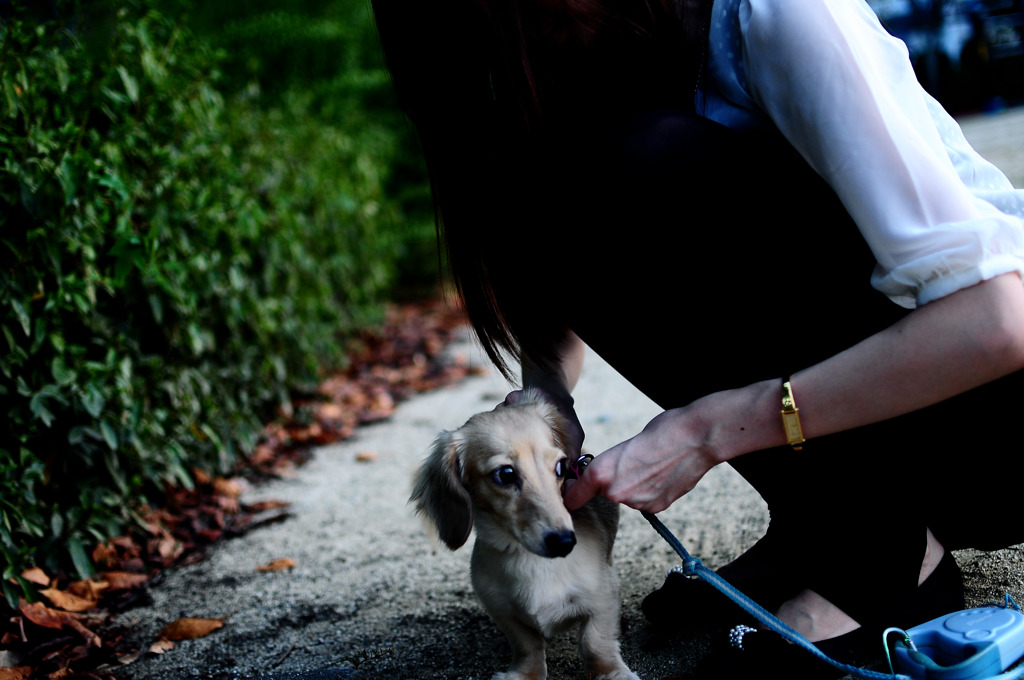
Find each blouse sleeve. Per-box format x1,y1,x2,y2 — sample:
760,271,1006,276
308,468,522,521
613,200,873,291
737,0,1024,307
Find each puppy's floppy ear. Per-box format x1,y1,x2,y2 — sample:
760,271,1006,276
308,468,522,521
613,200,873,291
410,430,473,550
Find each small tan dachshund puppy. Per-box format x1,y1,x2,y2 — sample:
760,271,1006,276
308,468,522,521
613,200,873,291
411,389,640,680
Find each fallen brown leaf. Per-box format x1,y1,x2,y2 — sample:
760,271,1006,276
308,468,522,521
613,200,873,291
148,638,175,655
68,578,109,601
256,558,296,572
355,450,378,462
316,402,348,421
0,667,33,680
99,571,149,591
148,534,184,564
116,651,141,665
41,587,96,612
158,617,225,641
212,477,242,498
90,541,118,567
20,567,50,587
19,601,68,630
244,499,291,512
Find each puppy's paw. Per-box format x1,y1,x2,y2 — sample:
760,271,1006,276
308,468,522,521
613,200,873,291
489,673,536,680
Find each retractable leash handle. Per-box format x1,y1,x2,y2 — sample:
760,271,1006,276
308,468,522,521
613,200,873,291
889,597,1024,680
641,511,912,680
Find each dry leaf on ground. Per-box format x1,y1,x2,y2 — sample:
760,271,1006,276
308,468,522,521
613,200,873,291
100,571,149,591
244,499,291,512
256,558,296,572
20,568,50,587
159,617,225,641
148,638,176,655
18,601,68,630
41,587,97,612
68,578,110,601
212,477,243,498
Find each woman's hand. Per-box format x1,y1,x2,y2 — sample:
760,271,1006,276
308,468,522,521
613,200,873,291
563,380,782,512
562,405,721,513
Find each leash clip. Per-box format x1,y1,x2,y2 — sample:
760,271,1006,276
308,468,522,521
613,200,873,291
566,454,594,481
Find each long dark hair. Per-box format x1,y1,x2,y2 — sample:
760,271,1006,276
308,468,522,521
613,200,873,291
372,0,699,378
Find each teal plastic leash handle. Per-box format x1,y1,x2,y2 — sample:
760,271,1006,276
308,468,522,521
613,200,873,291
641,511,913,680
892,600,1024,680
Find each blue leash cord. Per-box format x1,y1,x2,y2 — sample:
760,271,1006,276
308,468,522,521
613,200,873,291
641,510,912,680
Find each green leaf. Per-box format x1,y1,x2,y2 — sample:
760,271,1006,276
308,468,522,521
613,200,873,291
51,356,77,386
52,50,70,93
9,298,30,336
2,579,20,610
68,426,86,445
105,450,128,495
68,538,94,579
50,510,64,537
29,392,56,427
97,172,129,202
100,419,118,450
117,66,140,104
81,383,105,418
57,157,78,205
148,292,164,324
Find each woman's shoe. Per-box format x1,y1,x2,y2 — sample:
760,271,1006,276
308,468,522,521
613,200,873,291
692,624,872,679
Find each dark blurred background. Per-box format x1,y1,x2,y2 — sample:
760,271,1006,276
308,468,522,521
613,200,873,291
867,0,1024,112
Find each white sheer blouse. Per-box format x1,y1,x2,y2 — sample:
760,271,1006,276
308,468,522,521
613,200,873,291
699,0,1024,308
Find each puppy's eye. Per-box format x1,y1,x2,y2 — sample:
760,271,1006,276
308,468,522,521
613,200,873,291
491,466,518,486
555,459,567,478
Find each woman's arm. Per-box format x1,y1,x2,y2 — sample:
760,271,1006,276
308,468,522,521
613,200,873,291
521,330,586,398
564,271,1024,513
502,331,587,457
738,0,1024,307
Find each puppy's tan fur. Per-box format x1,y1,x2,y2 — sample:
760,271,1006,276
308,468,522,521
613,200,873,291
411,389,639,680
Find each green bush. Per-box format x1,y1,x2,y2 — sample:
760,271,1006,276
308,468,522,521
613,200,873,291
171,0,438,295
0,0,434,602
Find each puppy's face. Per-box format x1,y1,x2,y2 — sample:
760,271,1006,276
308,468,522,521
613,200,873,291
412,395,579,558
460,402,577,557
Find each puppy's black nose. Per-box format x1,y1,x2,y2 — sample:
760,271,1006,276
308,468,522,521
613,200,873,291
544,530,576,558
